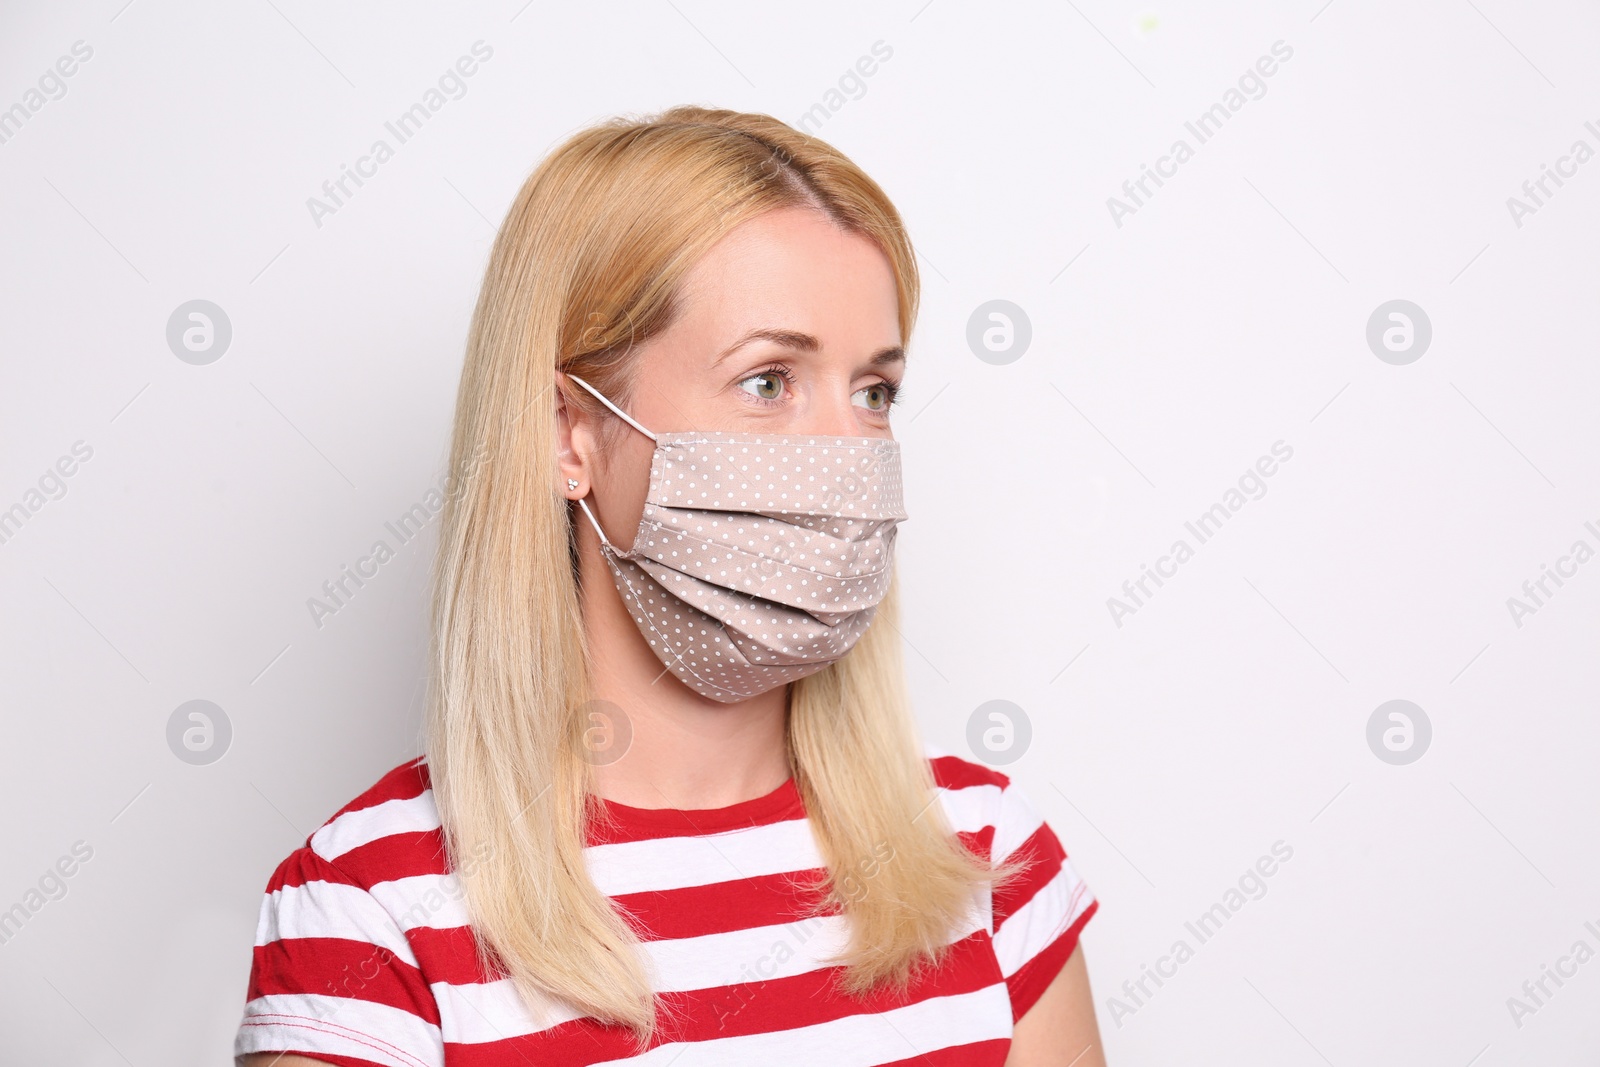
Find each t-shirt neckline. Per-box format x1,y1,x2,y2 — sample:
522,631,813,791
594,775,804,835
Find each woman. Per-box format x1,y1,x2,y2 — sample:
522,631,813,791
235,106,1104,1066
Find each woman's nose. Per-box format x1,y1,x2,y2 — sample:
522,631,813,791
803,390,868,437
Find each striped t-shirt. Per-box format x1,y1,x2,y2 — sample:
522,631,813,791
234,745,1098,1066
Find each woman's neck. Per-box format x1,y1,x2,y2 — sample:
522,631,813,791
577,534,792,812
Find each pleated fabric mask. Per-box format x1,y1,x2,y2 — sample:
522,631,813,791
565,374,907,702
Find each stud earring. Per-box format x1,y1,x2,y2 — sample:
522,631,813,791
566,478,580,492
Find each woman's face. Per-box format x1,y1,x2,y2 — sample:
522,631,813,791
563,205,905,548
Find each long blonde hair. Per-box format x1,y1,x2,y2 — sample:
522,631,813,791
425,105,1029,1048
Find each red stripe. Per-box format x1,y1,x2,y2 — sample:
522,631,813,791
957,825,996,866
331,830,451,886
992,821,1068,933
404,925,500,986
1005,898,1099,1023
929,754,1010,791
240,752,1100,1065
609,869,835,939
584,781,807,844
655,930,1004,1041
249,936,442,1027
319,757,430,827
437,932,1006,1067
266,846,365,893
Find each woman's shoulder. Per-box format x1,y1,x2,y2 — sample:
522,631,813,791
238,757,452,1065
260,755,444,896
923,739,1016,791
920,740,1050,864
920,741,1100,1019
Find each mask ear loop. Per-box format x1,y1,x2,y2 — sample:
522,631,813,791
564,373,658,442
562,373,655,550
575,498,614,549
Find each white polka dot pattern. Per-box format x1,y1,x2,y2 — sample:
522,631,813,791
599,431,907,703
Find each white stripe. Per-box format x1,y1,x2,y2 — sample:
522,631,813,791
588,984,1014,1066
368,872,473,931
234,992,444,1067
583,817,823,896
262,753,1080,1055
645,913,854,990
256,881,419,967
647,909,993,991
432,977,586,1042
370,859,839,936
969,883,994,944
992,861,1094,978
312,792,440,861
431,910,992,1044
991,784,1047,865
935,781,1002,837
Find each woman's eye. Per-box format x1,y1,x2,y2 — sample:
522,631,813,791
853,383,893,412
738,372,786,401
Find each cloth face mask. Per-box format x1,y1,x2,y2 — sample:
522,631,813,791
566,374,907,703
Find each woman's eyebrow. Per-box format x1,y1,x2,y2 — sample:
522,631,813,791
713,328,817,365
712,328,906,368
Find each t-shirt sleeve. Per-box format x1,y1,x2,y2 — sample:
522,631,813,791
989,779,1099,1022
234,844,446,1067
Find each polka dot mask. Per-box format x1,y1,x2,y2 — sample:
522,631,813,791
566,374,907,703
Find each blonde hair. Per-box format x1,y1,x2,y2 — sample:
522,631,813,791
425,105,1030,1049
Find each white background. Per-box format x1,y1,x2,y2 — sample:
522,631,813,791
2,1,1597,1063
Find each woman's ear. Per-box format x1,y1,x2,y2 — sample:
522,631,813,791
555,373,594,500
